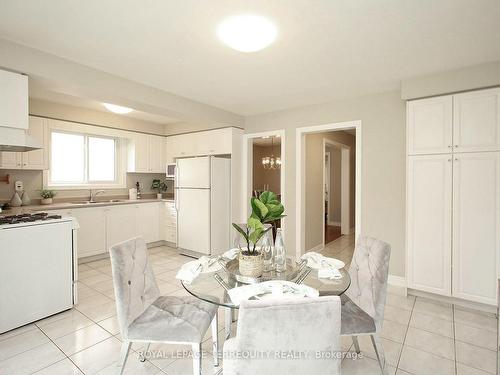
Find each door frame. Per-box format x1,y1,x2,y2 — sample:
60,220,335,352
296,120,361,257
323,138,351,249
324,149,331,226
242,129,286,235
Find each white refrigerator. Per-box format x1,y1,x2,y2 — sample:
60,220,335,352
175,156,231,257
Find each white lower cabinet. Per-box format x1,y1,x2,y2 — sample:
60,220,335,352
161,201,177,244
71,207,107,258
407,154,452,296
452,152,500,305
137,203,160,243
407,152,500,305
105,204,138,249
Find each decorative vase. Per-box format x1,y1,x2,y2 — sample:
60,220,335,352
41,198,53,205
239,250,264,277
10,192,22,207
156,193,163,199
21,192,31,206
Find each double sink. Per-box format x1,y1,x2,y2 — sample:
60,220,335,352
70,199,127,205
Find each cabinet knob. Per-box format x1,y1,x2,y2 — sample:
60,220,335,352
448,145,452,148
454,145,458,148
447,158,451,162
454,158,458,161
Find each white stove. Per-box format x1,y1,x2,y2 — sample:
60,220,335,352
0,211,78,333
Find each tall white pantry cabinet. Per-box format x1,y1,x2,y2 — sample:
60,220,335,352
406,87,500,305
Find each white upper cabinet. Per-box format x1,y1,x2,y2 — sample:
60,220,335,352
0,116,48,170
0,70,28,129
127,134,165,173
407,154,452,296
453,88,500,152
407,96,453,155
166,127,236,162
148,135,165,173
21,116,49,170
452,152,500,305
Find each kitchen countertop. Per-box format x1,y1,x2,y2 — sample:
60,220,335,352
0,197,175,216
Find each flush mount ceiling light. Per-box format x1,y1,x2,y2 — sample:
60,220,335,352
102,103,133,114
217,15,277,52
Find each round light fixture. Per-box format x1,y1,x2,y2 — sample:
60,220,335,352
103,103,133,114
217,15,277,53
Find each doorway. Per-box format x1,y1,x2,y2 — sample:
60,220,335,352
295,121,361,257
243,130,286,239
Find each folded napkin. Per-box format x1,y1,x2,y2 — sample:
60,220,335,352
228,280,319,305
176,248,240,284
300,252,344,280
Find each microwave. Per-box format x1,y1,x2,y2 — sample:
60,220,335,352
166,163,176,178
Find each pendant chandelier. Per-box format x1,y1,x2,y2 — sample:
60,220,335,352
262,136,281,170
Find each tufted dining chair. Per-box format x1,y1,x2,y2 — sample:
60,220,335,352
109,236,219,375
341,235,391,375
223,296,342,375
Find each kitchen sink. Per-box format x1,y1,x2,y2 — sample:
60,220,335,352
71,199,127,205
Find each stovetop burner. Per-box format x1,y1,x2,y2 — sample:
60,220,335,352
0,212,62,225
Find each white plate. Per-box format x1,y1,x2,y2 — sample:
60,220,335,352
320,257,345,270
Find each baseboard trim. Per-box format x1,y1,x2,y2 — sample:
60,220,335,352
408,288,497,314
387,275,407,296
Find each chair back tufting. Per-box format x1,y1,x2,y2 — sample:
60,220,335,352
346,235,391,331
109,236,160,339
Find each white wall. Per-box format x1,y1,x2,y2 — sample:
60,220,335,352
245,91,406,277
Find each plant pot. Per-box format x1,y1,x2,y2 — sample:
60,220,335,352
41,198,53,205
239,251,264,277
156,193,163,199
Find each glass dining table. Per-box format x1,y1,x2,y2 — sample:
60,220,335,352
181,258,351,338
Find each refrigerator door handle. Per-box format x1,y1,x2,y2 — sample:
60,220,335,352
175,191,180,211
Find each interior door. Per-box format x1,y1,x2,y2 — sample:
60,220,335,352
176,157,210,188
453,88,500,153
407,154,452,296
407,96,453,155
177,189,210,254
452,152,500,305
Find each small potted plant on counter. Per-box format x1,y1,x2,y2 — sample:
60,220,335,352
233,191,285,277
39,189,56,205
151,179,167,199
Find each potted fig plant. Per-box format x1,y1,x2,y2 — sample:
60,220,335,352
40,189,56,205
151,179,167,199
233,191,285,277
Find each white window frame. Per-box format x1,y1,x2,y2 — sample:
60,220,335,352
45,129,126,190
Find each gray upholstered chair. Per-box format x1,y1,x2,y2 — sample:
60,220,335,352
341,235,391,375
223,296,342,375
109,237,219,375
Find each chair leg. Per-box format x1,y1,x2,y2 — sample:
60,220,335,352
370,334,388,375
352,336,361,354
225,307,232,340
192,343,202,375
139,343,151,362
117,341,132,375
211,313,219,367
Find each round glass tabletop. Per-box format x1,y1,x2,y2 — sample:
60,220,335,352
181,258,351,309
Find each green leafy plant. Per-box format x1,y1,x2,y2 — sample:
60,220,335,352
39,189,56,199
151,179,167,194
232,191,285,255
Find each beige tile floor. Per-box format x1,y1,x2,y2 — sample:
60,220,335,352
0,234,497,374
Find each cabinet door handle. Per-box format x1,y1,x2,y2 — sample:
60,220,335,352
454,158,458,161
447,158,451,162
448,145,452,148
454,145,458,148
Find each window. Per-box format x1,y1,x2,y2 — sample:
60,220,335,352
50,131,118,186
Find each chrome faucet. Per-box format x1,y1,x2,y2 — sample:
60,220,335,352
89,189,106,203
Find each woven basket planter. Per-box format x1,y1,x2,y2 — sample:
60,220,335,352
239,251,264,277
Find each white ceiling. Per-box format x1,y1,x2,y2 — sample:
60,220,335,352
1,0,500,116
